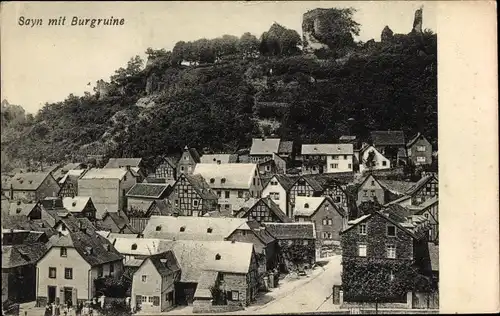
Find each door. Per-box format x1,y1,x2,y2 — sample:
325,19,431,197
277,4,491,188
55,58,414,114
64,287,73,307
48,286,57,304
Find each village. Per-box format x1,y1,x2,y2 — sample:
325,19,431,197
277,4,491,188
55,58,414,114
1,131,439,315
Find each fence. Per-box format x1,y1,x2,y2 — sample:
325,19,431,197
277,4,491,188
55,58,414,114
412,292,439,309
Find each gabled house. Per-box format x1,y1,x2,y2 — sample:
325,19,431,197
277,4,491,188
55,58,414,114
236,197,292,224
2,243,48,304
277,140,294,159
407,133,433,166
294,196,347,251
200,154,239,164
370,131,407,163
167,174,219,217
131,251,181,313
1,216,56,238
104,158,146,181
1,229,50,245
177,146,201,176
53,215,97,237
356,175,414,206
58,170,87,198
52,163,86,182
35,230,124,307
7,200,42,220
405,175,438,206
111,237,171,261
1,172,60,202
407,197,439,243
249,138,281,163
300,144,354,174
193,163,263,214
257,153,287,176
62,196,97,221
126,183,171,212
358,144,392,173
289,176,324,218
261,174,296,217
96,210,136,234
153,156,180,183
78,168,137,219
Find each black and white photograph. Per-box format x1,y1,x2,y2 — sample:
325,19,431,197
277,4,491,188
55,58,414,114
1,1,497,315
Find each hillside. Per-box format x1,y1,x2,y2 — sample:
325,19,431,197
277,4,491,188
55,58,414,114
1,8,437,172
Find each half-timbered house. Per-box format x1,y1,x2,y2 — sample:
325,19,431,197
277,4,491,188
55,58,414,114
288,176,323,218
261,174,296,218
58,170,87,198
177,146,201,176
167,174,219,217
236,197,292,224
153,156,180,183
405,175,439,206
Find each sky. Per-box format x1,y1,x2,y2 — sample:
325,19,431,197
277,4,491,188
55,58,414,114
1,1,436,114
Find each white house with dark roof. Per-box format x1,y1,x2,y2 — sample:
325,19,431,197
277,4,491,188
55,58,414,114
1,172,60,202
78,168,137,218
62,196,97,221
125,183,171,213
193,163,262,213
301,144,354,174
358,144,392,173
249,138,281,163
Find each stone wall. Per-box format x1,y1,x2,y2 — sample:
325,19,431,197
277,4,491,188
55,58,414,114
340,291,413,309
193,301,244,314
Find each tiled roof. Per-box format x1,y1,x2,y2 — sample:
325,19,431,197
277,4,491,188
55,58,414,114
143,216,250,241
112,237,171,256
61,163,85,172
382,204,413,223
407,133,423,147
104,212,134,232
246,221,276,245
342,211,418,240
93,204,120,219
2,243,48,269
80,168,128,180
187,148,201,163
263,174,296,191
62,196,92,213
8,201,38,216
126,183,170,198
301,144,353,155
264,222,316,240
1,216,56,236
58,170,86,185
379,180,416,195
184,174,218,200
194,270,219,299
105,158,142,168
278,141,294,154
56,216,97,235
193,163,258,190
428,242,439,271
295,176,324,192
384,195,412,206
2,172,53,191
250,138,280,156
405,175,437,196
163,156,180,167
50,230,123,266
370,131,406,146
200,154,239,164
238,197,292,223
148,250,181,276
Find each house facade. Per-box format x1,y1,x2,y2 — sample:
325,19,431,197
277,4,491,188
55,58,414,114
58,170,87,198
237,197,292,224
357,175,387,205
406,175,439,206
249,138,281,163
167,174,219,217
177,146,201,176
288,176,323,218
2,172,60,202
153,156,179,183
300,144,354,174
62,196,97,222
407,133,433,166
370,131,407,163
358,145,392,173
261,175,295,217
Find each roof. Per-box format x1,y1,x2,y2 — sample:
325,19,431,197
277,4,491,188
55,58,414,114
58,170,86,184
264,222,316,240
2,172,52,191
184,174,219,200
294,196,327,217
379,180,416,195
46,230,123,266
160,240,254,282
339,135,357,141
126,183,170,198
143,216,251,241
94,204,120,218
384,195,412,206
8,201,38,216
62,196,92,213
193,163,258,190
301,144,353,155
101,211,134,232
185,148,201,163
61,163,85,172
80,168,128,180
112,237,171,256
407,133,426,147
250,138,280,156
1,216,56,236
428,242,439,271
382,204,413,222
278,141,294,154
263,174,296,191
293,176,324,192
162,156,180,168
238,197,292,223
2,243,48,269
104,158,142,168
146,250,181,276
342,211,418,240
370,131,406,146
56,216,97,235
200,154,238,164
194,270,219,299
405,175,437,196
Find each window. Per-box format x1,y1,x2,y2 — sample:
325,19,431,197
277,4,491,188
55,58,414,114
253,178,256,185
124,175,127,181
387,225,396,237
141,296,148,303
331,164,338,169
174,200,179,206
221,178,226,184
348,163,352,169
60,247,67,257
270,180,278,186
216,191,221,198
389,271,395,281
224,204,230,210
371,181,375,186
98,266,103,277
303,240,309,246
148,297,154,303
49,267,56,279
417,157,426,163
382,161,387,166
180,166,184,172
142,275,147,283
193,200,199,206
363,190,368,197
344,155,348,160
271,192,280,200
335,196,341,203
265,166,271,171
386,245,396,259
109,264,114,275
64,268,73,280
358,244,367,257
210,178,215,183
304,203,309,208
359,224,367,235
180,226,186,232
207,228,213,233
322,219,327,225
225,191,230,199
327,219,333,225
61,225,66,231
184,155,189,160
417,146,426,152
370,190,375,196
238,191,244,198
153,296,160,306
231,290,239,301
131,243,138,250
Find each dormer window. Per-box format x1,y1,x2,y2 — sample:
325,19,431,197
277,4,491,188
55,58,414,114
210,178,215,184
221,178,226,184
180,226,186,232
156,225,161,231
207,228,213,233
131,244,138,250
215,253,221,260
304,203,309,208
72,202,77,207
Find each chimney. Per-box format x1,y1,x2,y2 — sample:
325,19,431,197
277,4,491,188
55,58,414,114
52,199,56,210
125,165,131,171
10,184,14,200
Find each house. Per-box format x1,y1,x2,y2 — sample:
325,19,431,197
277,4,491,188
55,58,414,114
407,197,439,243
293,196,347,256
289,176,324,218
249,138,281,163
200,154,239,164
312,177,350,211
7,200,42,220
130,251,181,313
1,217,57,238
300,144,354,174
127,200,180,233
58,170,87,198
126,183,171,212
177,146,201,176
153,156,180,183
261,174,296,217
111,237,171,261
370,131,407,163
356,175,414,206
52,163,86,182
340,209,432,304
237,197,292,224
257,153,286,176
96,210,136,234
53,215,97,237
339,136,360,149
2,243,48,304
263,222,316,271
277,140,294,159
1,172,60,202
358,144,392,173
62,196,97,221
78,167,137,219
193,163,263,214
1,229,50,245
104,158,146,181
406,133,433,166
35,230,123,307
167,174,219,217
405,175,439,206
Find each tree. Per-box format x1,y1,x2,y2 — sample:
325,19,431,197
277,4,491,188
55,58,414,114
365,150,376,170
310,8,360,51
110,55,144,83
239,32,259,58
171,41,187,65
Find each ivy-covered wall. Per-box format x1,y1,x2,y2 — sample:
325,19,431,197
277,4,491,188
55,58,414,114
277,239,316,271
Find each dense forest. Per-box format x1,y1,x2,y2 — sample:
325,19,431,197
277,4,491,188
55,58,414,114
1,8,437,171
